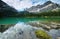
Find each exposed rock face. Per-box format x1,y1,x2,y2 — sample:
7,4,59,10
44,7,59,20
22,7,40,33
27,21,60,30
48,29,60,39
26,1,60,13
27,21,60,39
0,22,37,39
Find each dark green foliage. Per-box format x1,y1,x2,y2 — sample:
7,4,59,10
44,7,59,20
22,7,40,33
0,9,18,17
18,10,60,17
0,9,60,17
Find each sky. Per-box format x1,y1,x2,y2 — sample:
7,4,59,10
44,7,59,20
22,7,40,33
2,0,60,11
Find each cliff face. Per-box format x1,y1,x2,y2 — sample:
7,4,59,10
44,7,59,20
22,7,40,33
26,1,60,13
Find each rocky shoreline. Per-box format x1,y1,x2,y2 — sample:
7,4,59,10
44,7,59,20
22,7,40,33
0,21,60,32
0,21,60,39
27,21,60,31
27,21,60,39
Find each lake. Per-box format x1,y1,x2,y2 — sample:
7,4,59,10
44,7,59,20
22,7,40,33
0,17,60,39
0,17,60,24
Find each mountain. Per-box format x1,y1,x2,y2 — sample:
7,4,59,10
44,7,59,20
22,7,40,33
26,1,60,13
0,0,18,17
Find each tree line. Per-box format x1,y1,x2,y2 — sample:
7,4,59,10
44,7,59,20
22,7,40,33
0,9,60,17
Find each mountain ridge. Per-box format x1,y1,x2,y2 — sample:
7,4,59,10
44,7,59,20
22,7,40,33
26,1,60,13
0,0,18,17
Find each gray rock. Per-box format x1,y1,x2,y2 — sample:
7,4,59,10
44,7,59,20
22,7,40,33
0,22,38,39
56,37,60,39
26,1,60,13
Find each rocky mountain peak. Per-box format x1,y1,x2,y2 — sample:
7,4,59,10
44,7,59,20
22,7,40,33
26,1,60,13
44,1,53,5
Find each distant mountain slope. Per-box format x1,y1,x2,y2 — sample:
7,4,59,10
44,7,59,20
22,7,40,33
26,1,60,13
0,0,18,17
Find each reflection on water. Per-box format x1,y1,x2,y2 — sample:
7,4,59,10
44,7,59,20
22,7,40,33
0,22,60,39
0,17,60,24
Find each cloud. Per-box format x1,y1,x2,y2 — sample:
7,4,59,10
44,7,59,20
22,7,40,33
2,0,60,11
2,0,33,11
32,0,47,6
50,0,60,4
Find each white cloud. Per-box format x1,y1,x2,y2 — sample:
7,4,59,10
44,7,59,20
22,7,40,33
50,0,60,4
2,0,33,11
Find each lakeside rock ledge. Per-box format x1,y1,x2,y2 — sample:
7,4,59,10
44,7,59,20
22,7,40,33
27,21,60,30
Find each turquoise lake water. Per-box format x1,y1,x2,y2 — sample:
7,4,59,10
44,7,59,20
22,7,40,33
0,17,60,24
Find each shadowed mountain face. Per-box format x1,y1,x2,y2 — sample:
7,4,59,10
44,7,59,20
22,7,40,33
44,1,53,5
0,0,3,8
26,1,60,13
0,0,18,17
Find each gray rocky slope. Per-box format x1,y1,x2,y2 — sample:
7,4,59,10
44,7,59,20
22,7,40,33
26,1,60,13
